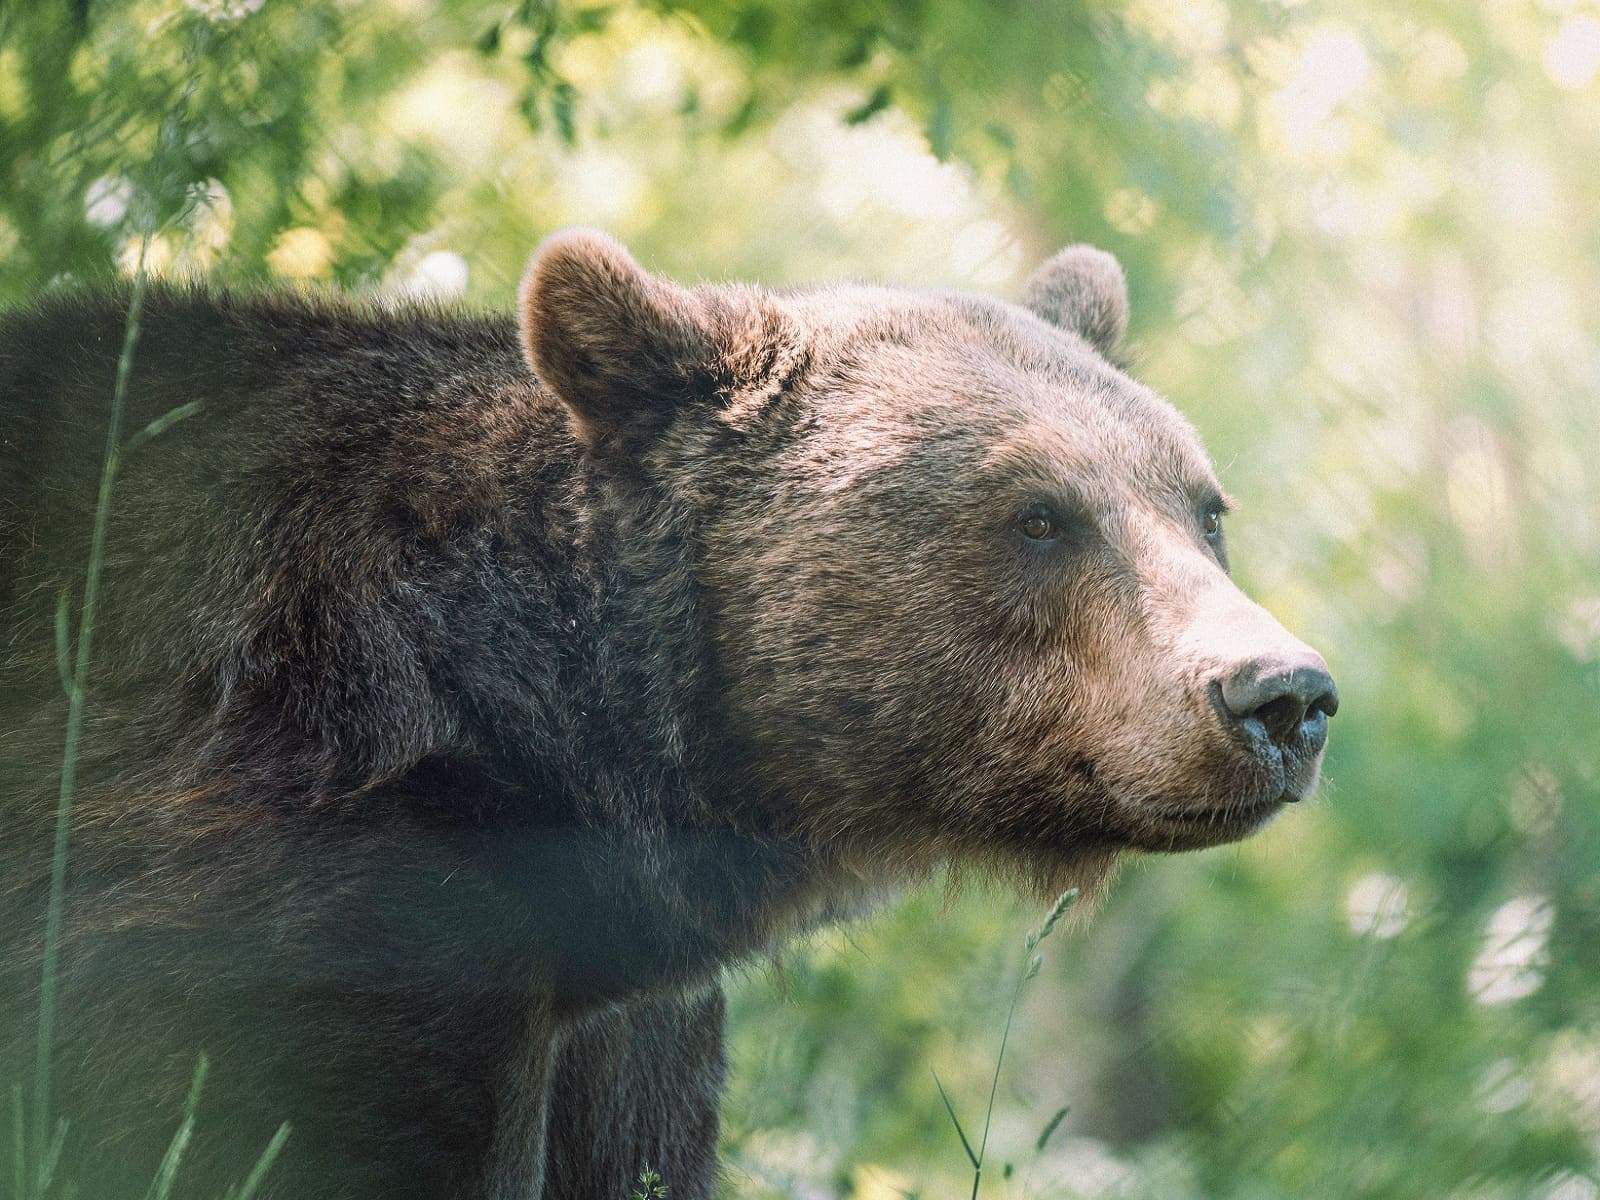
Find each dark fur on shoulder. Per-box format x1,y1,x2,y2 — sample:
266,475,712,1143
0,232,1331,1198
0,279,820,1197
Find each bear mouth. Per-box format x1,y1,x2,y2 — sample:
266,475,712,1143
1135,781,1299,850
1121,714,1331,848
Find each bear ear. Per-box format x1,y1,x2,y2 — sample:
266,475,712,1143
518,229,712,457
518,229,803,459
1021,245,1128,357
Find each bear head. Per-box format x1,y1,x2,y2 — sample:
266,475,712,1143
519,230,1338,897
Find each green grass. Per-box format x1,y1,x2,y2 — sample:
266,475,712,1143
933,889,1079,1200
11,232,288,1200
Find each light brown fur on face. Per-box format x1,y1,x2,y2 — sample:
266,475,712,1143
676,271,1325,889
515,230,1335,898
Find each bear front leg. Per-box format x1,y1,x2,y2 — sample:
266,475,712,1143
541,985,726,1200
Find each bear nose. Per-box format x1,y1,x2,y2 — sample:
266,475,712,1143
1218,653,1339,747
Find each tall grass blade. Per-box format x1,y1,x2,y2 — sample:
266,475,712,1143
123,401,201,456
932,1071,979,1170
31,233,151,1193
144,1119,194,1200
12,1084,25,1200
953,888,1082,1200
1034,1106,1069,1153
976,983,1022,1175
37,1118,68,1196
53,593,73,701
144,1056,208,1200
231,1123,290,1200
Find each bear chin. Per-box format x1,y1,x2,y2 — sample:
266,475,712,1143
1100,730,1328,853
1127,793,1291,852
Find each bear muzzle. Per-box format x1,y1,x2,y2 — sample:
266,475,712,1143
1134,591,1339,847
1211,649,1339,793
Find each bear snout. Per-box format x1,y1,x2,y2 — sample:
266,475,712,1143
1194,648,1336,811
1215,651,1339,755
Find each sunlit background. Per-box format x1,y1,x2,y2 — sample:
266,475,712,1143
4,0,1600,1196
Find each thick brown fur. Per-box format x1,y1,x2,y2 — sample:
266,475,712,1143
0,232,1329,1198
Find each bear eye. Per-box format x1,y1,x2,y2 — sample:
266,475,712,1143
1202,509,1223,542
1018,507,1059,543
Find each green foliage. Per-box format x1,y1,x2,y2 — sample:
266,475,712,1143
4,1,1599,1198
631,1166,670,1200
932,890,1079,1200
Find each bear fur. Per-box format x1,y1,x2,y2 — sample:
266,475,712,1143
0,231,1330,1198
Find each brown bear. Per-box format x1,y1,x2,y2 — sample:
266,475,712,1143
0,231,1336,1199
